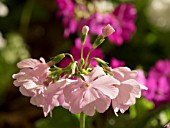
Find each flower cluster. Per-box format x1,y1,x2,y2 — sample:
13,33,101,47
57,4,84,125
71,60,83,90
55,0,136,46
13,25,147,117
143,59,170,105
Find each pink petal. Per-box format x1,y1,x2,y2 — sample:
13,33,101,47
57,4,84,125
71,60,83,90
90,66,106,81
92,75,120,99
117,84,132,104
23,81,38,89
95,97,111,113
81,88,99,108
12,72,25,79
13,80,22,87
82,103,95,116
19,86,35,96
122,79,141,98
17,58,40,69
69,89,84,114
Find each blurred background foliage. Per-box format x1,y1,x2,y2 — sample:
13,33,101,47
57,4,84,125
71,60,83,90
0,0,170,128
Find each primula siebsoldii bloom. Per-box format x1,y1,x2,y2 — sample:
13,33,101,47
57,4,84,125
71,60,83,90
143,59,170,105
63,66,120,116
12,25,147,117
55,0,136,45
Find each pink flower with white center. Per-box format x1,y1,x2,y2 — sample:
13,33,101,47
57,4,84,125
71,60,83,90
63,66,120,116
12,58,52,97
30,78,75,117
110,67,147,116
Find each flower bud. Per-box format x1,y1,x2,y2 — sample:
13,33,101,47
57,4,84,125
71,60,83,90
101,24,115,38
82,25,89,35
92,57,109,67
51,53,65,65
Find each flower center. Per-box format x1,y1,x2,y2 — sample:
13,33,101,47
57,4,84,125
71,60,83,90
84,83,92,88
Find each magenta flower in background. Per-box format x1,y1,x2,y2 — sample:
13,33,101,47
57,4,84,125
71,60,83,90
63,66,120,116
143,59,170,105
55,0,136,45
59,36,104,68
55,0,78,37
110,57,125,68
110,3,136,45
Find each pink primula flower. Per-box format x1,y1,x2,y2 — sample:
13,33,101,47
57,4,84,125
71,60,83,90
12,58,51,97
63,66,120,116
110,67,147,116
30,78,75,117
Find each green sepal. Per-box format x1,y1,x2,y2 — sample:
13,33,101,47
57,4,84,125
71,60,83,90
79,58,84,67
92,36,105,49
81,34,87,45
49,67,63,81
71,61,77,75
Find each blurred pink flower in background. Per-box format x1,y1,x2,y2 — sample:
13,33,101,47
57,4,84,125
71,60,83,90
143,59,170,105
55,0,136,45
110,57,125,68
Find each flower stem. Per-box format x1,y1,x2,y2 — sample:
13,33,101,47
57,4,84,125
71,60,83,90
65,53,74,62
80,113,86,128
80,44,84,62
85,48,93,69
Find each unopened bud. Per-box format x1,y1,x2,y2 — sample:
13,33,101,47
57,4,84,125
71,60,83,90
82,25,89,35
51,53,65,65
92,58,109,67
101,24,115,38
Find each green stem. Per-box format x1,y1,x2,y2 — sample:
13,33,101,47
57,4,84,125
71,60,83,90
65,53,74,62
80,44,84,61
85,48,93,69
80,113,86,128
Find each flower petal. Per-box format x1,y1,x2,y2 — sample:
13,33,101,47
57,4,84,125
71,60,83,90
17,58,40,69
92,75,120,99
81,88,99,108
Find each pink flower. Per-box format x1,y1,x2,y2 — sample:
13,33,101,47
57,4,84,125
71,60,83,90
109,3,136,45
110,67,147,116
12,58,51,97
63,66,120,116
136,69,146,86
12,58,62,116
30,78,74,117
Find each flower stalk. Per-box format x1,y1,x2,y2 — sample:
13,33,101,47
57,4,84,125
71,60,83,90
80,113,86,128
